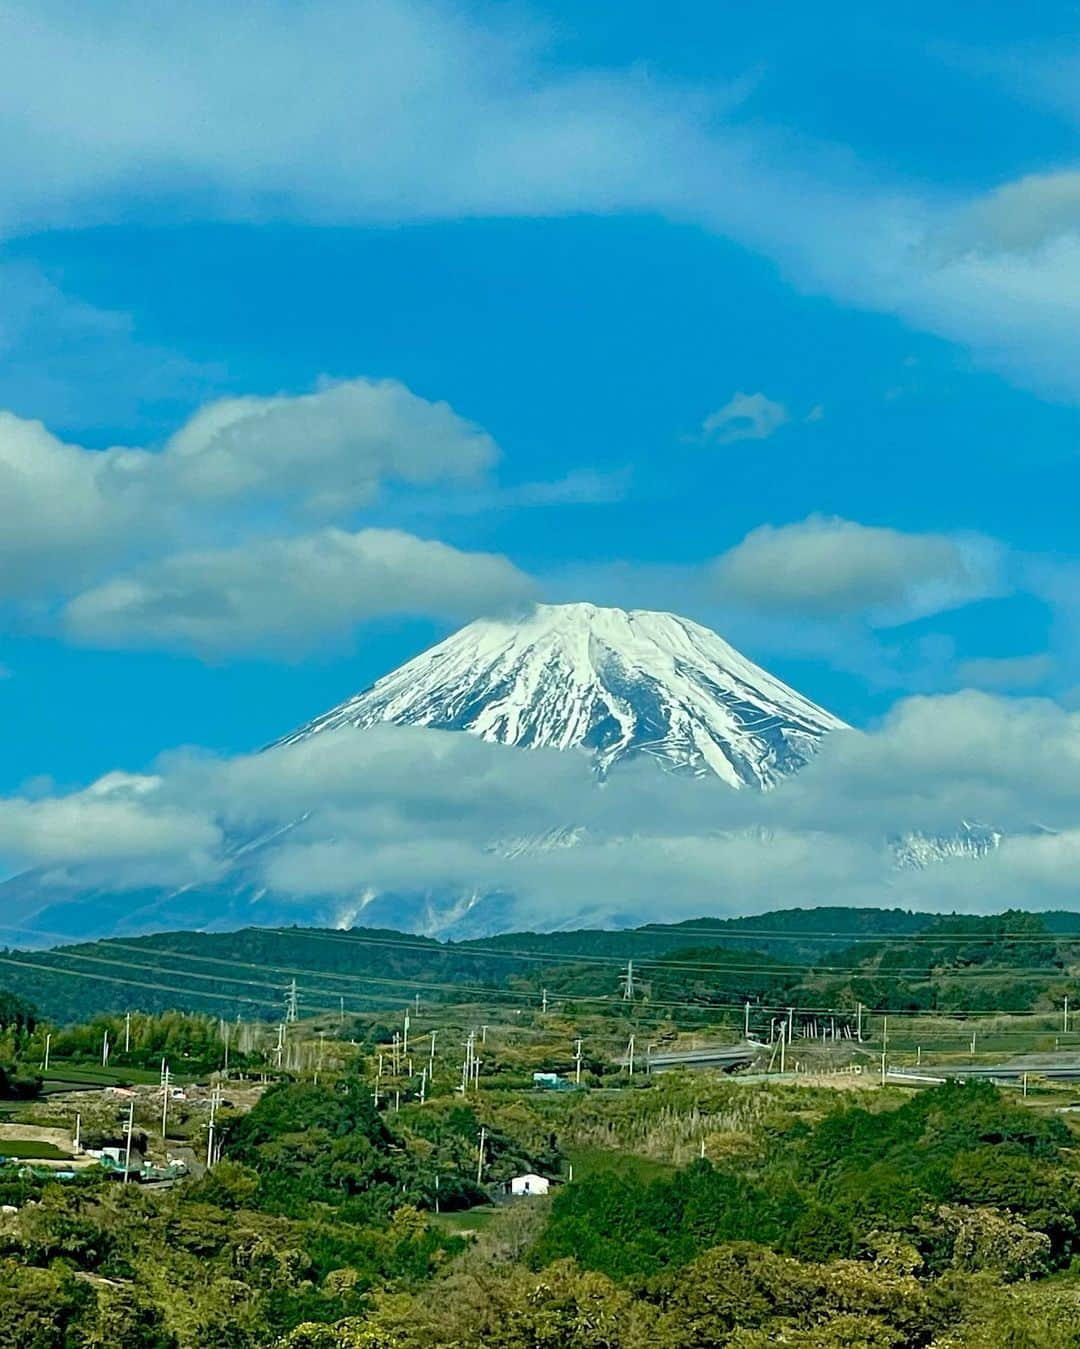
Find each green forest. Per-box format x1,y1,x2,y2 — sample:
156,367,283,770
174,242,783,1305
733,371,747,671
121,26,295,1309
4,910,1080,1343
4,1070,1080,1345
3,907,1079,1026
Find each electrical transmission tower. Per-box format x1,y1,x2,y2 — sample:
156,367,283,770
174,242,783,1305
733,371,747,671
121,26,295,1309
285,978,299,1024
620,960,637,1001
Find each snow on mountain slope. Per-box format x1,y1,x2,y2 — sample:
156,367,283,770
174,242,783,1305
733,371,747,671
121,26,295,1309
279,603,848,788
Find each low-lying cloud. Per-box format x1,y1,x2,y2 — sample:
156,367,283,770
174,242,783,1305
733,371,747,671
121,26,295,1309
3,691,1080,935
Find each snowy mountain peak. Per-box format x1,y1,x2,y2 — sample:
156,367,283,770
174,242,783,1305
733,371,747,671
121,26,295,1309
280,602,848,788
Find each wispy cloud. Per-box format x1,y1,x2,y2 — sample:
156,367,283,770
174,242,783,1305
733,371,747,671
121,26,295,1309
700,392,789,445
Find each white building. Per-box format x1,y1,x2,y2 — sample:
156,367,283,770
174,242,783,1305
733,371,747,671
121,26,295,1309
509,1173,550,1197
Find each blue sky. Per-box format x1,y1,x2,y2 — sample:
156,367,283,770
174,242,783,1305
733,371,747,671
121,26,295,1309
2,1,1080,907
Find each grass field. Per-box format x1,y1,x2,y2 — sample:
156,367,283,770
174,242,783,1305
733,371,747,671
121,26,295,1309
566,1146,675,1184
431,1207,500,1234
0,1139,72,1160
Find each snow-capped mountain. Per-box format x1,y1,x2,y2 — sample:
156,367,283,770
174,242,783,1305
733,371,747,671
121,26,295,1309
279,603,847,789
890,821,1004,870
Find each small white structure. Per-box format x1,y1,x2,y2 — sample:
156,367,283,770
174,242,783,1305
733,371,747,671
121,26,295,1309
509,1173,550,1197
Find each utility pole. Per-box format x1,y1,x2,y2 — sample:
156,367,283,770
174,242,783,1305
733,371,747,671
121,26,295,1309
626,1034,635,1077
542,988,549,1014
285,979,298,1025
856,1003,863,1042
787,1007,794,1041
414,993,420,1016
161,1059,171,1143
621,960,636,1001
42,1032,51,1073
880,1049,887,1087
429,1031,436,1085
274,1023,285,1071
744,1001,750,1040
419,1067,427,1104
222,1022,230,1076
339,996,345,1025
403,1011,410,1057
123,1101,135,1183
102,1029,110,1069
481,1024,488,1046
476,1126,486,1185
124,1011,131,1055
574,1039,583,1085
1066,996,1070,1035
207,1088,219,1170
74,1113,81,1154
779,1022,786,1075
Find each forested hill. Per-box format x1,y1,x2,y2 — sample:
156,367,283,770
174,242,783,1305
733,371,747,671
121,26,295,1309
3,906,1080,1025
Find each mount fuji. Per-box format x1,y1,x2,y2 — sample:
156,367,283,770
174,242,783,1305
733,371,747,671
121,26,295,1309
278,603,847,789
1,604,853,943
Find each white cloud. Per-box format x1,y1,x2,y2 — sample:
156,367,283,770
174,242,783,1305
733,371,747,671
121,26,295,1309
160,379,497,516
62,527,537,657
701,392,789,445
0,377,501,604
0,773,220,876
7,691,1080,929
0,4,1077,405
0,412,152,601
709,516,1003,621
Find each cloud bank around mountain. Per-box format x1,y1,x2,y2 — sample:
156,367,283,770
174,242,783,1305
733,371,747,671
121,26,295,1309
3,690,1080,935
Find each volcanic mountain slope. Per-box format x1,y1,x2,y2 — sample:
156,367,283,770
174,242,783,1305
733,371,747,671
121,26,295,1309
278,603,848,788
0,604,853,944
